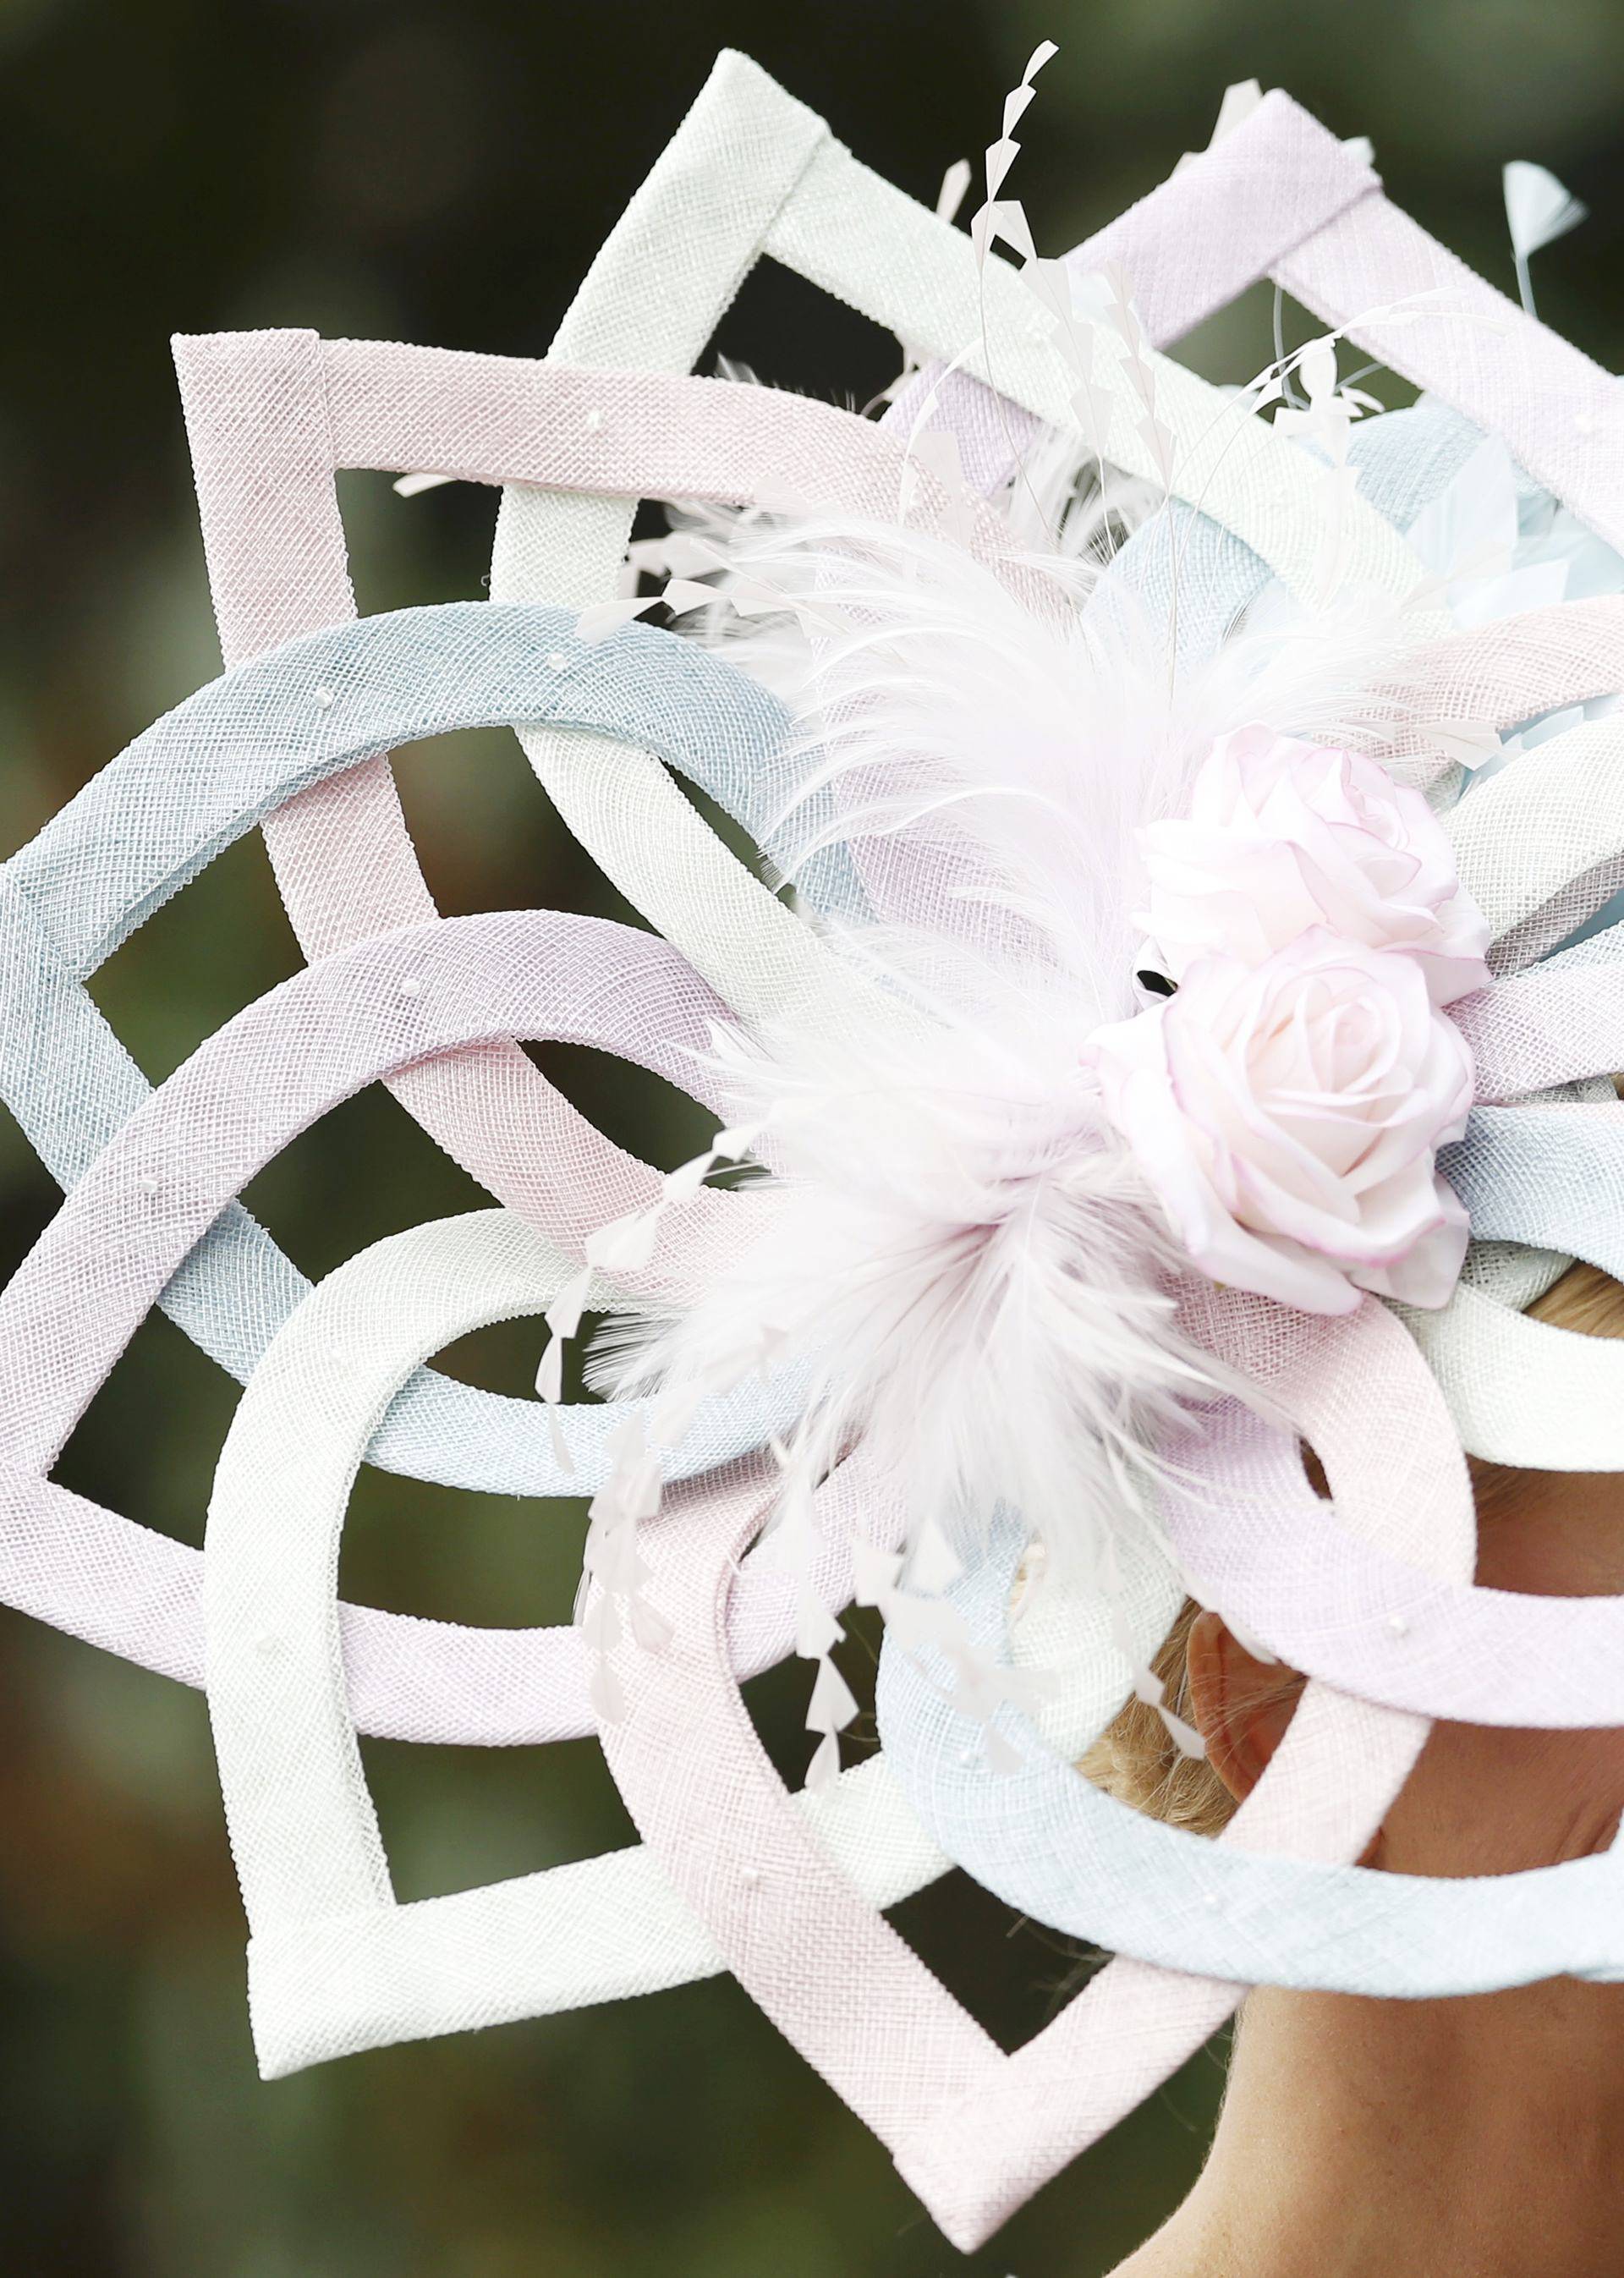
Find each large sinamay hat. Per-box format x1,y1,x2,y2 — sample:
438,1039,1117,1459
3,46,1623,2250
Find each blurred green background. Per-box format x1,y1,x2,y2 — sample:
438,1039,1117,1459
0,1,1621,2271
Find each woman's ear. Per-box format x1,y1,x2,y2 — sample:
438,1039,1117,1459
1186,1609,1304,1805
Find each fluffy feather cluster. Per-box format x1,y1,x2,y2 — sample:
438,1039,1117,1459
597,963,1213,1586
593,496,1446,1576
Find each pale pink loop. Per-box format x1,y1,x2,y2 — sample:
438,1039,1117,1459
0,910,924,1747
1454,962,1624,1103
598,1272,1474,2252
172,332,1044,1304
1106,89,1624,536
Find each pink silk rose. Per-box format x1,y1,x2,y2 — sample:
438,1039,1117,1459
1089,929,1473,1315
1138,726,1490,1007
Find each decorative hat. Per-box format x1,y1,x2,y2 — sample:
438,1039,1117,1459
4,43,1623,2253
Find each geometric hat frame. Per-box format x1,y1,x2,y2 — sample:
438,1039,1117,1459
10,38,1624,2255
158,40,1624,2241
470,47,1624,2227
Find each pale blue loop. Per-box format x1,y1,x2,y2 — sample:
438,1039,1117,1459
1446,1109,1624,1269
1528,914,1624,978
1440,918,1624,1244
0,602,816,1497
1088,404,1485,666
18,605,804,970
874,1531,1624,1995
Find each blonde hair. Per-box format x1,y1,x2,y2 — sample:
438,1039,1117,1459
1081,1260,1624,1837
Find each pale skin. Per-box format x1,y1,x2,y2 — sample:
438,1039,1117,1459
1112,1465,1624,2278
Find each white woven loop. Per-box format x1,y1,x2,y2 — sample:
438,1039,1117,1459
1447,714,1624,962
491,52,1440,1065
1407,1281,1624,1468
207,1209,1151,2072
487,53,839,1028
